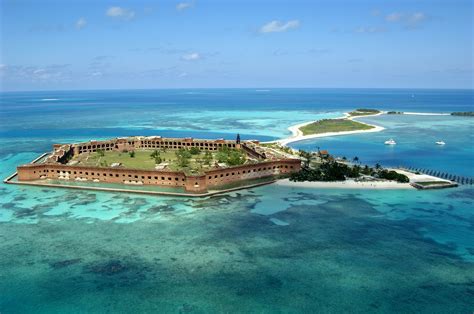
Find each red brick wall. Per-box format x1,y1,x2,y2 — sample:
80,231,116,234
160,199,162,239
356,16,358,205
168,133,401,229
17,159,301,192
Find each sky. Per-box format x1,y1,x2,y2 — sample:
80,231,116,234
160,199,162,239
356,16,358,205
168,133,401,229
0,0,472,91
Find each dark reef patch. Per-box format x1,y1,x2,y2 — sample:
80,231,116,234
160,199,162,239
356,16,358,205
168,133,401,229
86,260,129,276
448,188,474,199
50,258,82,269
146,205,175,214
13,195,27,202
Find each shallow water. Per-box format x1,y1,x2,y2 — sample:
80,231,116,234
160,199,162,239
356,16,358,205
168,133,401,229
0,89,473,312
1,185,473,313
292,114,474,177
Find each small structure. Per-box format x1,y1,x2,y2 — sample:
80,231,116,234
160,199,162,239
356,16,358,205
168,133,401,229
319,150,329,158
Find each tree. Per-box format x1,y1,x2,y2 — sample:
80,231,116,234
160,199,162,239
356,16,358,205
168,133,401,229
362,165,371,175
298,150,312,168
189,147,200,155
150,150,160,159
216,147,229,163
227,149,245,165
203,151,213,165
129,151,135,158
377,170,409,183
352,156,359,164
375,163,381,170
348,165,361,178
175,148,191,168
195,157,204,169
97,149,105,157
216,147,245,166
154,156,162,164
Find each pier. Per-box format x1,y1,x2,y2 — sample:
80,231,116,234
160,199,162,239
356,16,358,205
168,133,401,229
399,166,473,185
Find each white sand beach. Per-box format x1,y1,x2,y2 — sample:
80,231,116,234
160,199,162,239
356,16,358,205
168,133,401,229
274,170,452,191
391,169,450,183
275,112,385,146
275,178,414,189
402,112,450,116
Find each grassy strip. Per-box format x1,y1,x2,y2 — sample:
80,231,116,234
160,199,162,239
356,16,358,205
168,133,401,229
348,109,381,116
300,119,374,136
72,149,219,174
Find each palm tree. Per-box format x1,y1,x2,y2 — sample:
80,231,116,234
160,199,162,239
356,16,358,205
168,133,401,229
375,163,381,170
353,156,359,164
299,150,312,168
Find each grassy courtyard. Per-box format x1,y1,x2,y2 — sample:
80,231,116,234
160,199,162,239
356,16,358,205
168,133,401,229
70,148,247,174
300,119,374,136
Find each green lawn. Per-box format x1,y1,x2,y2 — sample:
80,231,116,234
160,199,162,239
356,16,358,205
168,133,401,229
299,119,374,136
71,149,224,174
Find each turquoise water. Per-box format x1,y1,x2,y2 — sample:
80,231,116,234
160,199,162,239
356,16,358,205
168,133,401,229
292,114,474,177
0,89,473,313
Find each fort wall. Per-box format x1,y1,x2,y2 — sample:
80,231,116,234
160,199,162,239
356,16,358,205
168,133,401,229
17,159,300,193
17,136,301,193
73,137,241,155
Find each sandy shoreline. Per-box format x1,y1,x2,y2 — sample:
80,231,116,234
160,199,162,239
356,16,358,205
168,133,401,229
402,112,450,116
275,112,385,146
275,178,414,189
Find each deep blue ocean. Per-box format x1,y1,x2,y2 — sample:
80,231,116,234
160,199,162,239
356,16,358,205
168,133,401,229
0,89,473,313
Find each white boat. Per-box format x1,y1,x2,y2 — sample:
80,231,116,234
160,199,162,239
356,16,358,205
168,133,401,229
384,139,396,145
436,141,446,145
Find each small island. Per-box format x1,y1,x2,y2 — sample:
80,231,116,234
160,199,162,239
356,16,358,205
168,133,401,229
347,108,381,116
300,118,374,136
277,108,384,146
451,112,474,117
300,108,381,136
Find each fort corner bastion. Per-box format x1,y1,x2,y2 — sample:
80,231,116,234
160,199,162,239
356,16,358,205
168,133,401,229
15,136,301,194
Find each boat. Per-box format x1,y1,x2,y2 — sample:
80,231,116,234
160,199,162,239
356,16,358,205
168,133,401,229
436,141,446,145
384,139,396,145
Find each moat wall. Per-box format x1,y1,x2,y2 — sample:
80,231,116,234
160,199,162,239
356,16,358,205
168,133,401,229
17,159,301,193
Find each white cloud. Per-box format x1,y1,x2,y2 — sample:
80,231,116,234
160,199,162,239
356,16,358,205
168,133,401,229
176,2,193,11
181,52,201,61
385,12,403,22
385,12,427,28
259,20,300,33
408,12,426,24
76,17,87,29
0,64,72,82
106,7,135,20
355,26,386,33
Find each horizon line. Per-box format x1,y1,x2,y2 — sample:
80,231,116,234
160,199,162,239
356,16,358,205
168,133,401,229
1,86,473,93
